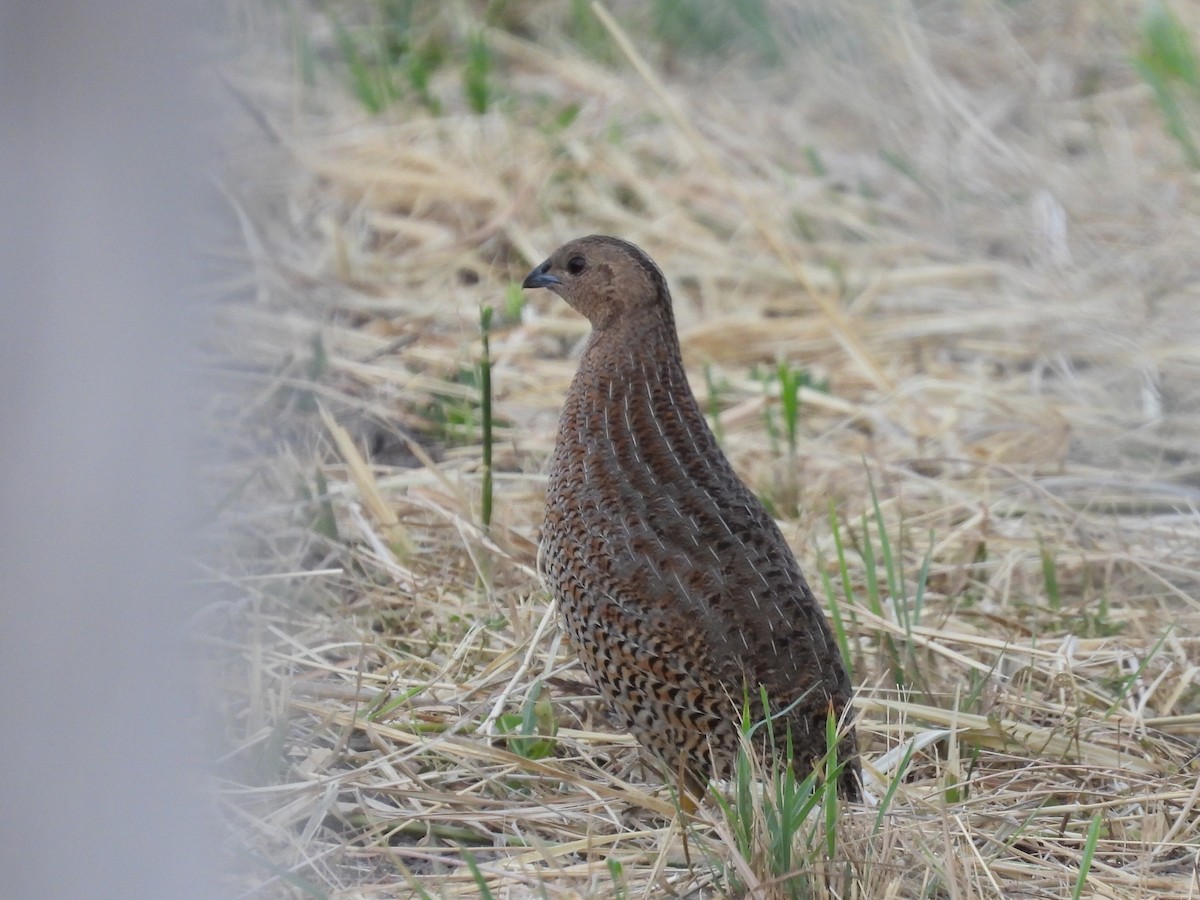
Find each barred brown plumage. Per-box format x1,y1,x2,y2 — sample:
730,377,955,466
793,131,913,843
523,235,860,800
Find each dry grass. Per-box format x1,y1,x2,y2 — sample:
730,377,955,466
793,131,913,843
204,1,1200,896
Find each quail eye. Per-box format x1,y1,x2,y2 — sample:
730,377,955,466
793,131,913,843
566,255,586,275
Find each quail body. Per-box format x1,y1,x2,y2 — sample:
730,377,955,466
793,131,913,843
523,235,859,799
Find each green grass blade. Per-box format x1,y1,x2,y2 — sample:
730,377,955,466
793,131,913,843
1071,812,1103,900
872,738,914,838
479,305,494,531
823,709,839,859
821,564,854,683
1039,537,1061,612
462,850,496,900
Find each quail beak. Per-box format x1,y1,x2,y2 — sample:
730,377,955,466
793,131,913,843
522,263,561,290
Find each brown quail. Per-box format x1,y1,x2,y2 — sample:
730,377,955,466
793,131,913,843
523,235,860,800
